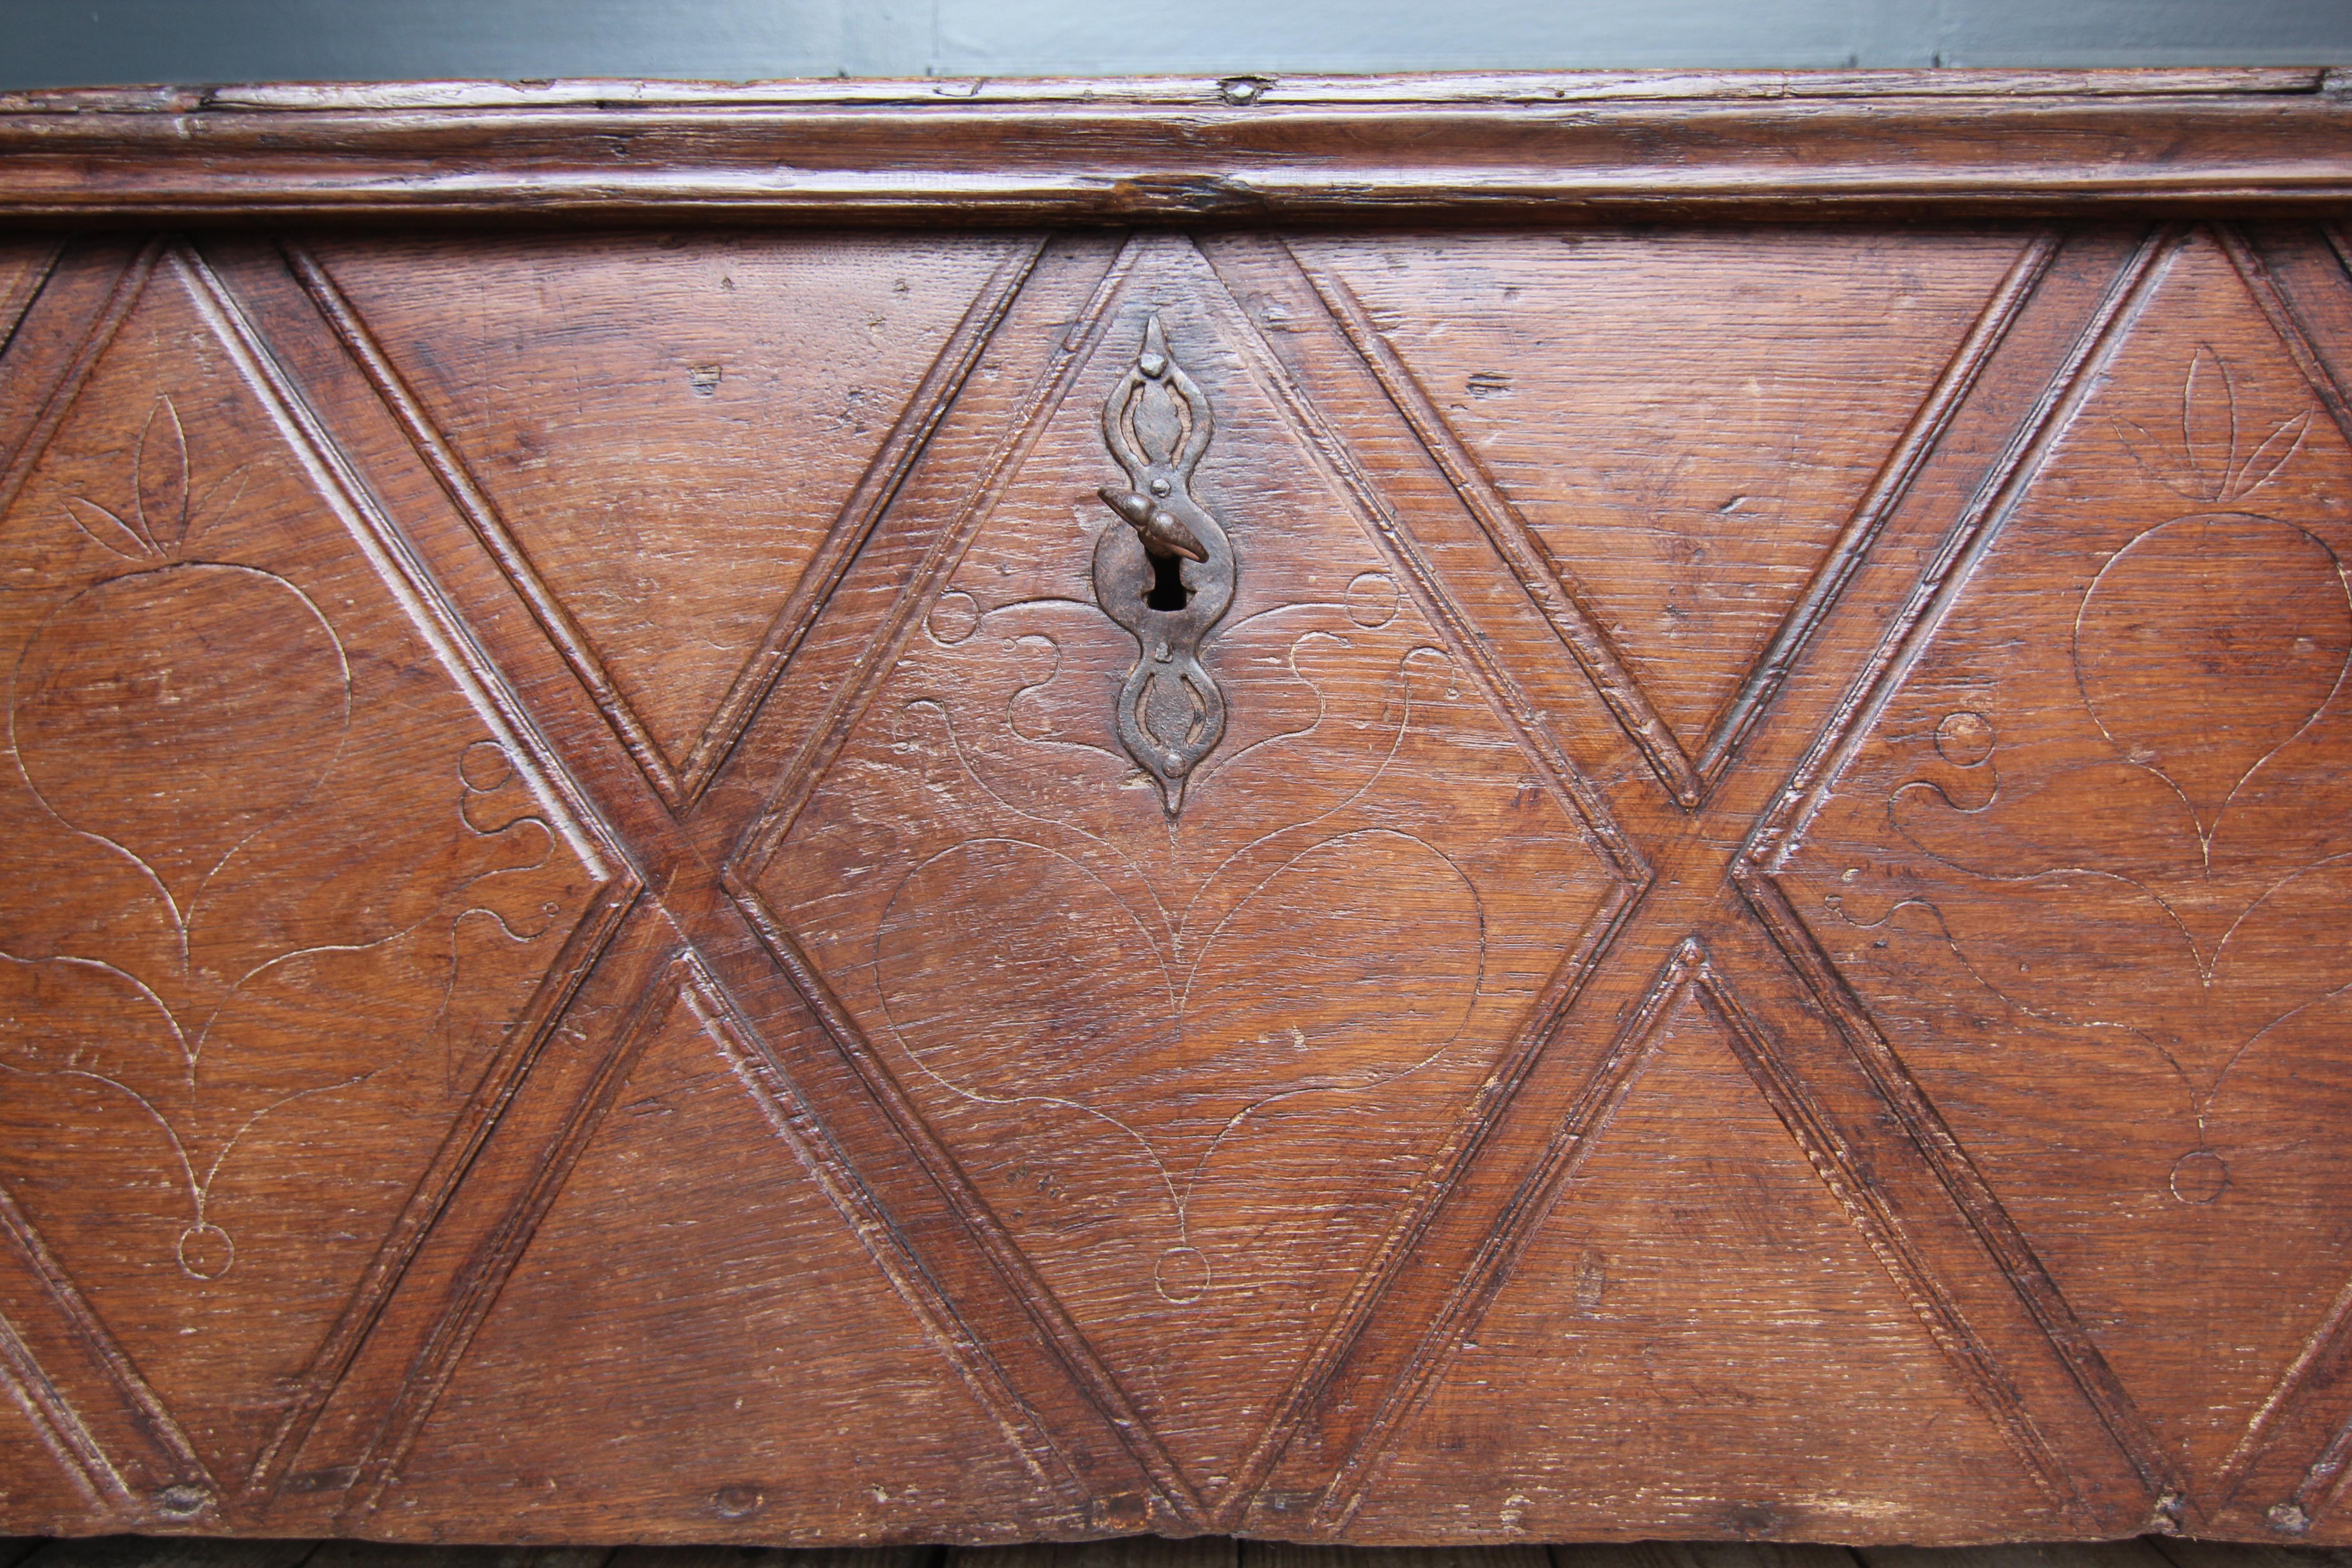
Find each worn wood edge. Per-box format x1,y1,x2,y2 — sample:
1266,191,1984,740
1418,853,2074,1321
0,75,2346,219
0,67,2331,114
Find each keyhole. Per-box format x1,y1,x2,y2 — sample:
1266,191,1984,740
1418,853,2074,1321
1147,552,1191,612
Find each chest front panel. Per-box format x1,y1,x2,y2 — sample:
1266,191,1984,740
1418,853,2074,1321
1,74,2349,1547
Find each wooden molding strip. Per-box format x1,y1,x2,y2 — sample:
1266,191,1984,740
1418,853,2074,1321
0,70,2344,219
1,67,2328,115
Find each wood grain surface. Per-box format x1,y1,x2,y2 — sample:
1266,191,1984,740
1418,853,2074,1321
1,73,2351,1551
0,70,2347,220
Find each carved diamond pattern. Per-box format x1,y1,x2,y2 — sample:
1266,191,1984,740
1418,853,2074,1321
1773,228,2352,1509
732,236,1633,1510
14,215,2352,1545
378,962,1086,1539
1346,964,2067,1541
304,232,1034,809
0,246,627,1497
1291,228,2034,794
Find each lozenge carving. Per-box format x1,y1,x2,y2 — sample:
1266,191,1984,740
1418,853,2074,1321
0,248,615,1486
1774,228,2352,1501
743,250,1625,1502
5,396,568,1283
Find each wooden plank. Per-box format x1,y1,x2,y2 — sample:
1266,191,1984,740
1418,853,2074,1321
0,74,2342,220
0,70,2326,115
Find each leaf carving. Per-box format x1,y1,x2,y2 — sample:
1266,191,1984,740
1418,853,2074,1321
2232,408,2311,500
62,496,149,561
61,395,247,564
2117,343,2317,505
2182,345,2235,503
134,396,189,552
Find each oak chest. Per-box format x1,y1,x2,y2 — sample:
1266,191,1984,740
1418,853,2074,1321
0,67,2349,1549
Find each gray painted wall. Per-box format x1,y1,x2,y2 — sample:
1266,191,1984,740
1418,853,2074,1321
0,0,2346,90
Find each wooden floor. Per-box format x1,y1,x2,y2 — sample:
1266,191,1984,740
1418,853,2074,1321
0,1537,2341,1568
